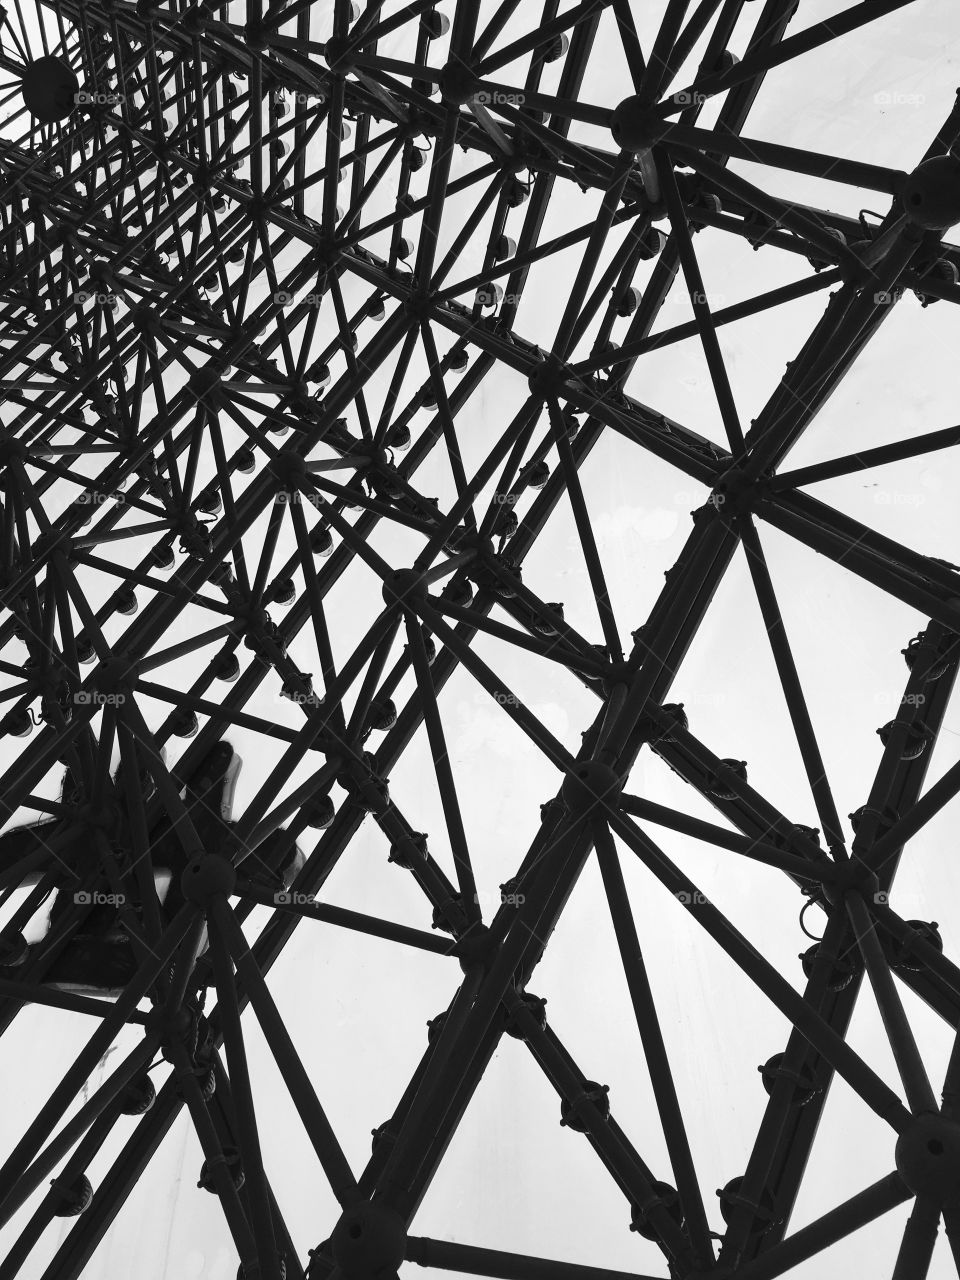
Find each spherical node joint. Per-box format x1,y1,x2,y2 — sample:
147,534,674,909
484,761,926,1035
182,853,237,905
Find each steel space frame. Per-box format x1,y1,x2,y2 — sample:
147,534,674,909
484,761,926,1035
0,0,960,1278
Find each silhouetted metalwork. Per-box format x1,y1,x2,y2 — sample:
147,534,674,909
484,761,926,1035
0,0,959,1277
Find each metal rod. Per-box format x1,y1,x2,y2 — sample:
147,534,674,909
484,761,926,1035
592,820,714,1265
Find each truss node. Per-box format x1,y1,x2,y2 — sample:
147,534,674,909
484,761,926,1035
323,37,358,76
902,155,960,231
438,62,478,106
610,97,670,153
19,56,80,122
269,450,310,488
243,23,270,53
329,1202,407,1279
454,923,495,974
895,1115,960,1205
819,863,880,910
526,357,569,399
713,470,766,517
382,569,427,608
183,855,238,906
560,761,623,815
